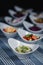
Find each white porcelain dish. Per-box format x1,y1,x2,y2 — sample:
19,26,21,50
4,16,26,26
17,29,43,43
23,21,43,34
14,5,33,14
0,22,18,38
8,9,28,18
14,6,23,12
8,38,39,55
4,16,12,24
38,12,43,17
30,12,43,17
30,12,37,16
8,9,17,18
29,14,43,28
27,8,33,14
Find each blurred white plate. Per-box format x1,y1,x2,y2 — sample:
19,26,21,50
8,38,39,55
4,16,26,26
8,9,28,18
29,14,43,28
17,28,43,43
14,5,33,14
30,12,43,17
23,21,43,34
0,22,18,38
14,6,23,12
27,8,33,14
8,9,17,18
38,12,43,17
30,12,37,16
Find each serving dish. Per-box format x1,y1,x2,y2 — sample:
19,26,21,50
17,29,43,43
0,22,18,38
8,9,28,18
23,21,43,33
8,9,17,18
14,6,23,12
29,14,43,28
4,16,26,26
8,38,39,55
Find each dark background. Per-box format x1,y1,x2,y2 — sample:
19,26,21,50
0,0,43,17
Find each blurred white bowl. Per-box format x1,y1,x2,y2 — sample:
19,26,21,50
29,14,43,28
17,28,43,43
23,21,43,34
14,6,23,12
8,9,28,18
4,16,27,26
8,38,39,55
8,9,17,18
14,5,33,14
0,22,18,38
30,12,37,16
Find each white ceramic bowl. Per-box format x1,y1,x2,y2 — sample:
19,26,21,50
4,15,27,26
14,6,23,12
8,9,17,18
4,16,12,25
8,38,39,55
8,9,28,18
30,12,37,16
23,21,43,34
29,14,43,28
14,6,33,14
17,28,43,43
0,22,18,38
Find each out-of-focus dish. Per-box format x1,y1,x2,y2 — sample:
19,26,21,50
14,6,23,12
29,15,43,28
8,38,39,55
30,12,43,17
0,22,18,38
8,9,26,18
8,9,17,18
8,9,28,18
23,21,43,33
4,16,26,26
14,6,33,14
17,29,43,43
30,12,37,16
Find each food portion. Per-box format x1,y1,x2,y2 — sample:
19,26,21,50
14,12,24,17
15,45,32,53
34,18,43,23
23,34,40,41
29,26,41,31
12,17,23,23
3,27,16,33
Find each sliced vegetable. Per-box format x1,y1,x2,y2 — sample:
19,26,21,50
15,45,32,53
23,34,40,41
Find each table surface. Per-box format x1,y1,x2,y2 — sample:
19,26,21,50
0,19,43,65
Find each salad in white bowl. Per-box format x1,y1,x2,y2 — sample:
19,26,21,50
8,38,39,55
17,29,43,43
